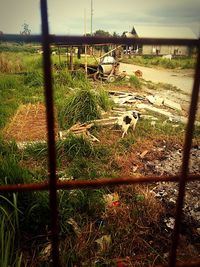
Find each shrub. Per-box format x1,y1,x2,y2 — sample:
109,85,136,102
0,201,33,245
60,88,101,128
129,75,142,89
97,88,113,111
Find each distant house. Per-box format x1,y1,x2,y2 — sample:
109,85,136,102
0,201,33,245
124,26,197,56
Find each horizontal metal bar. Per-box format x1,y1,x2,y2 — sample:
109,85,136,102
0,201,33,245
156,259,200,267
0,34,199,46
0,174,199,193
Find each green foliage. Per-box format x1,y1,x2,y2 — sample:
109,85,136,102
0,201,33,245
0,194,22,267
23,70,43,87
94,29,111,37
0,74,20,90
0,43,36,53
67,157,98,179
58,134,94,160
59,188,105,233
129,75,142,88
60,88,101,128
97,88,113,111
122,56,195,69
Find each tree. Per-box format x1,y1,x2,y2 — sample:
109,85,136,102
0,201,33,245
93,29,111,37
112,31,120,37
20,22,31,35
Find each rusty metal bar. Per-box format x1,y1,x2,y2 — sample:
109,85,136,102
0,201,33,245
0,34,199,46
156,259,200,267
168,47,200,266
40,0,60,265
0,174,199,193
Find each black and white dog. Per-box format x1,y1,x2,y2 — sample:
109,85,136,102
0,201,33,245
117,111,140,138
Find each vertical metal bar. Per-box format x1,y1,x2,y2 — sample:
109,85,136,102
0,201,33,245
168,43,200,266
40,0,60,266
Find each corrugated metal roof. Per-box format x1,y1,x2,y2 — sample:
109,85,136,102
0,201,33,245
132,26,197,39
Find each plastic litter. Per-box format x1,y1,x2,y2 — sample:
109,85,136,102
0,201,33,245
95,235,111,252
103,192,120,207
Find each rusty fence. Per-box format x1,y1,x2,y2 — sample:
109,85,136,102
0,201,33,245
0,0,200,266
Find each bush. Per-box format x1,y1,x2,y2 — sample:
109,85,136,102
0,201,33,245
60,88,101,128
97,88,113,111
129,75,142,89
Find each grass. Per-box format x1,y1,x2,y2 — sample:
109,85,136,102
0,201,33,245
129,75,142,88
0,44,199,266
0,194,23,267
59,88,101,128
121,55,196,69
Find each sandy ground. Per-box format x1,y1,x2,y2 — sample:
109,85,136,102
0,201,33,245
119,63,195,94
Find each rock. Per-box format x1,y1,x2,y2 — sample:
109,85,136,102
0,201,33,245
154,95,164,106
163,99,182,111
146,95,155,104
164,217,175,229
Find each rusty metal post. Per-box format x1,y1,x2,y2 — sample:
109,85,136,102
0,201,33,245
40,0,60,266
168,42,200,267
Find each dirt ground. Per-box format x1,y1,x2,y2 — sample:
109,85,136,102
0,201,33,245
119,62,195,94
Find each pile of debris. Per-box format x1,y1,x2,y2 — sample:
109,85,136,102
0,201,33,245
109,90,200,126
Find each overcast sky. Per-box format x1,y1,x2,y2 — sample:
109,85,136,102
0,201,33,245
0,0,200,36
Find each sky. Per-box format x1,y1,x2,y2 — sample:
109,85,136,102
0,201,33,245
0,0,200,36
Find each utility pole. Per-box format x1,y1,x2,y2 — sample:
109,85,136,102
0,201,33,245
90,0,93,35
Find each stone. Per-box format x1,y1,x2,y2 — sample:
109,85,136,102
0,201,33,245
163,99,182,111
146,95,155,104
154,95,164,106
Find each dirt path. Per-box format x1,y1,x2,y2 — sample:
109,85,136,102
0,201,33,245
119,63,194,94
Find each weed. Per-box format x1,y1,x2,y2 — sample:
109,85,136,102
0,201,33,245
0,53,24,73
0,193,23,267
129,75,142,89
60,88,101,128
67,157,98,179
122,56,195,69
97,88,114,111
23,71,43,87
118,134,136,151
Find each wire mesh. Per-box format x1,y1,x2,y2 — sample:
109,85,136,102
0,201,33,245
0,0,199,266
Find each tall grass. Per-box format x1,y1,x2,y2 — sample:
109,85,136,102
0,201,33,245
0,54,24,73
129,75,142,88
97,88,114,111
122,56,195,69
0,194,22,267
23,70,43,87
59,88,101,128
0,74,20,90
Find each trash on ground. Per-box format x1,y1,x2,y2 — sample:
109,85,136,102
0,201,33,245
67,218,81,236
95,235,111,252
103,192,120,207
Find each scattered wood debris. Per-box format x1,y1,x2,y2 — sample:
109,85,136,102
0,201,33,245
59,122,100,142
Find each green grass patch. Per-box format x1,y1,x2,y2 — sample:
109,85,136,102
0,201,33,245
121,56,195,69
129,75,142,88
59,88,101,128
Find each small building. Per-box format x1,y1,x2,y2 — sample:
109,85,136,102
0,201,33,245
125,26,197,56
